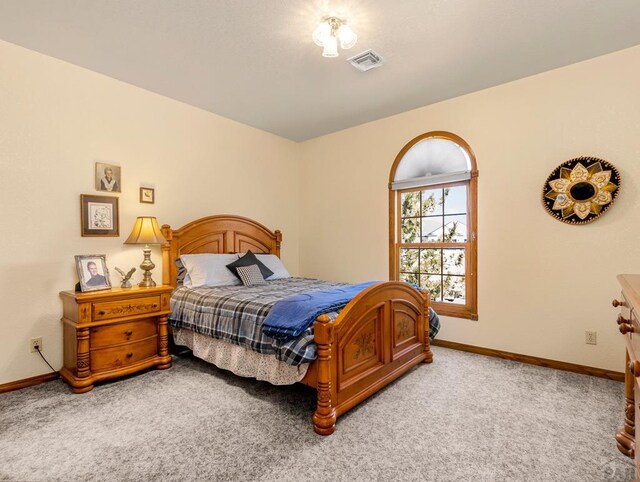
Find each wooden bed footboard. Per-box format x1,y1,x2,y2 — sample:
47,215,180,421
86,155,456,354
303,281,432,435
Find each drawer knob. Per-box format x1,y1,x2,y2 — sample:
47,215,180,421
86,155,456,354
98,310,106,316
618,314,629,325
613,299,626,308
125,330,133,336
620,323,634,335
152,304,158,309
126,352,133,358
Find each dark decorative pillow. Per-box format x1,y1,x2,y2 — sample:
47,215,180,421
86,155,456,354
176,258,187,285
226,250,274,280
236,264,267,287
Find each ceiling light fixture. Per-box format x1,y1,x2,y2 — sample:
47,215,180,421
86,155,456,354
312,17,357,58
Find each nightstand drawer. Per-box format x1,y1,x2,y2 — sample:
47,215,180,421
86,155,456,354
93,296,161,321
90,319,157,349
91,336,158,372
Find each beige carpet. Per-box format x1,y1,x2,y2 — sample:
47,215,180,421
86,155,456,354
0,347,634,481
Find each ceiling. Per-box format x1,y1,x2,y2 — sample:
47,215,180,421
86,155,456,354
1,1,639,142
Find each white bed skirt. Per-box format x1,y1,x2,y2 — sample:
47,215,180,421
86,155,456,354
172,327,309,385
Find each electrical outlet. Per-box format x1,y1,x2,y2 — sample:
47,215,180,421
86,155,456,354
585,331,597,345
30,337,42,353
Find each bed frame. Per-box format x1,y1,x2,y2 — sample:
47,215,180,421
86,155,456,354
161,214,432,435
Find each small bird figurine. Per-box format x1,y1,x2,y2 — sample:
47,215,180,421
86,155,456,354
115,267,136,288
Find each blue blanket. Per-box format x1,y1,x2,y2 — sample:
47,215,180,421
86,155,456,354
262,281,378,341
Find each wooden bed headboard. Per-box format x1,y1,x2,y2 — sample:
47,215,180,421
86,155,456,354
161,214,282,288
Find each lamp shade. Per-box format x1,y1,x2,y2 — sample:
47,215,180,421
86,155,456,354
322,35,339,58
124,216,167,245
337,24,357,49
312,21,331,46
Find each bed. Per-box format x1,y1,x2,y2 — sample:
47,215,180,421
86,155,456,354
161,214,433,435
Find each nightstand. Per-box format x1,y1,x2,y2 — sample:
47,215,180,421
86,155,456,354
59,285,173,393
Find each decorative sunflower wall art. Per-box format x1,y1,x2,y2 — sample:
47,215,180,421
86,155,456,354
542,156,620,225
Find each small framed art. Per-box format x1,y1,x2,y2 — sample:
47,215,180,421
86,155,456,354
140,187,155,204
80,194,119,237
75,254,111,292
95,162,121,193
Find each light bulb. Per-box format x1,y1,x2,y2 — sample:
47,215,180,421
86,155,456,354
312,21,331,46
322,35,338,57
337,24,357,49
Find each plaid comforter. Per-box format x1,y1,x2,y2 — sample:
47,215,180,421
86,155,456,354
169,278,346,366
169,277,441,367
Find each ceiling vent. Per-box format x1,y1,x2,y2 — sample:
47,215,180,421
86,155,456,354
347,49,384,72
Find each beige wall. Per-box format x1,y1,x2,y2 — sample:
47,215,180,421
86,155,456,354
0,40,300,384
299,45,640,372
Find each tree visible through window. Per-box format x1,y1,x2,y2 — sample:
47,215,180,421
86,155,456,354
389,132,478,320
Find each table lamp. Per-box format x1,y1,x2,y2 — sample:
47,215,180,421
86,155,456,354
124,216,167,287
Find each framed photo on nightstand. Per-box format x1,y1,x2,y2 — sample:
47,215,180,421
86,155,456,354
75,254,111,292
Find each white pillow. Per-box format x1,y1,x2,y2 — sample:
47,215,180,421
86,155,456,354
255,254,291,280
179,254,240,288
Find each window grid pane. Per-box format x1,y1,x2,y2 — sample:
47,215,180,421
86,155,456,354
400,272,420,286
443,185,468,215
443,248,465,275
401,191,420,218
443,275,465,304
421,216,443,243
401,218,420,243
399,248,419,273
419,248,441,275
421,188,443,216
443,215,467,243
421,275,442,302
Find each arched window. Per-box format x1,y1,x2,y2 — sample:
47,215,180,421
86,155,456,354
389,131,478,320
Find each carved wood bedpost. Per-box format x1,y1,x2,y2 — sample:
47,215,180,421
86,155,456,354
157,292,172,369
312,314,337,435
422,289,433,364
274,230,282,258
161,224,173,286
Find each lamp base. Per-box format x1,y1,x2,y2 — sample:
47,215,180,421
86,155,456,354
138,277,157,288
138,245,157,288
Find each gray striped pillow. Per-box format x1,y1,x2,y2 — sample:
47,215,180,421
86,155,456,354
236,264,267,287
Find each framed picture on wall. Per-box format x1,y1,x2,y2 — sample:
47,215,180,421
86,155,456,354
140,187,155,204
95,162,121,193
80,194,119,237
74,254,111,292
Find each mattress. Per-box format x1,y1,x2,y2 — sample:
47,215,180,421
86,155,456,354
169,277,344,366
